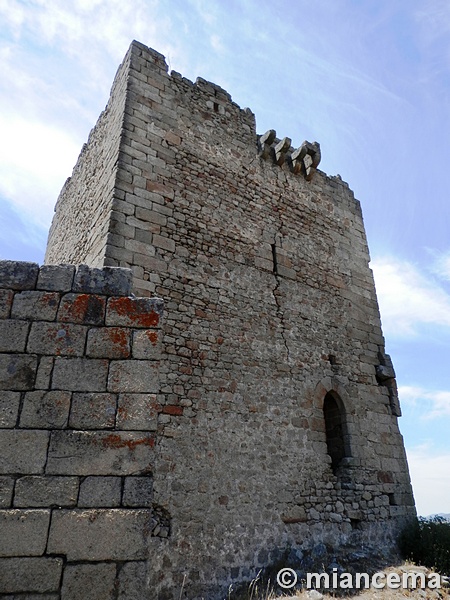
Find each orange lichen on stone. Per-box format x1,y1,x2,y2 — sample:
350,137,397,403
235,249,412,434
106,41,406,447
101,433,155,450
107,297,160,327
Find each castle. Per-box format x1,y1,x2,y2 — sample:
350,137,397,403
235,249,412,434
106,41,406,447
0,41,415,599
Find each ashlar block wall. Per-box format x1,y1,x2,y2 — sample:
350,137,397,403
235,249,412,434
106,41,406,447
0,261,166,599
43,41,416,599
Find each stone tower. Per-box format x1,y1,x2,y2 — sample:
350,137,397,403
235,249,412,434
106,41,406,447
44,40,415,598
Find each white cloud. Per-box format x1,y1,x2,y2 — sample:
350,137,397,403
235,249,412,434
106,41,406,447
0,114,80,229
371,256,450,337
0,0,182,232
406,444,450,516
399,385,450,419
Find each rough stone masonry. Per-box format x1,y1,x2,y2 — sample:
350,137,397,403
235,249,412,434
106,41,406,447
1,40,415,599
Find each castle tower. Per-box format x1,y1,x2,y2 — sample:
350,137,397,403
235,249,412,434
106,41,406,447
45,41,415,598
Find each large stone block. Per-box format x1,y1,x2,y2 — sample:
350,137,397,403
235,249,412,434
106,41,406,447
122,475,153,507
0,557,63,593
27,323,87,356
73,264,132,296
117,561,150,599
0,320,30,353
0,261,39,291
11,291,60,321
14,476,79,508
69,392,116,429
105,296,163,328
0,354,37,390
86,327,131,358
20,390,71,428
37,264,75,292
52,357,108,391
57,293,106,325
131,329,161,359
0,430,49,474
46,431,155,475
0,509,50,556
61,562,117,600
78,476,121,507
47,508,157,560
117,393,159,430
108,361,159,393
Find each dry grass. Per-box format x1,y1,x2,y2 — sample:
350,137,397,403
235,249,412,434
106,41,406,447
238,564,449,600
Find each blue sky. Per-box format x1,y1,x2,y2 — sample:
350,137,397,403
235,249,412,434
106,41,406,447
1,0,449,516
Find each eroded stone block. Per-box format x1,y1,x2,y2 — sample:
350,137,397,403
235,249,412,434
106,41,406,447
0,509,51,557
46,431,155,475
0,557,63,593
0,261,39,291
47,508,157,560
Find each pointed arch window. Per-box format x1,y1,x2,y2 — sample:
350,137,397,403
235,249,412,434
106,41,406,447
323,391,350,475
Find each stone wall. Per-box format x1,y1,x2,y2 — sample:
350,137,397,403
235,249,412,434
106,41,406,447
0,260,166,599
42,41,416,599
45,47,133,267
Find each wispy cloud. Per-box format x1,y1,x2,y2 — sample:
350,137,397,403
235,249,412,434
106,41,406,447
400,385,450,419
430,249,450,282
371,256,450,337
406,444,450,516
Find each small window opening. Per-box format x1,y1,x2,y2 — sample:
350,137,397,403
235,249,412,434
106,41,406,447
387,493,397,506
350,518,362,530
213,102,219,113
323,392,349,475
328,354,337,365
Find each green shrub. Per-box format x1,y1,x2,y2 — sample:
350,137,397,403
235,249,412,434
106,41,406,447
400,516,450,574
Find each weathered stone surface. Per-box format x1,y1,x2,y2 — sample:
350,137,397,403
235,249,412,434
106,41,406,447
0,557,63,593
0,261,39,291
69,392,116,429
117,561,150,600
0,391,21,427
27,323,87,356
11,291,60,321
123,475,153,507
0,430,49,474
106,296,163,328
131,329,161,359
61,562,116,600
57,293,106,325
108,361,159,393
20,391,71,428
0,354,37,390
0,289,14,319
46,431,155,475
47,508,157,560
0,477,14,508
78,476,121,507
52,357,108,391
0,320,30,352
14,476,79,508
37,264,75,292
34,356,54,389
86,326,131,358
73,264,132,296
0,509,51,556
116,393,159,430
